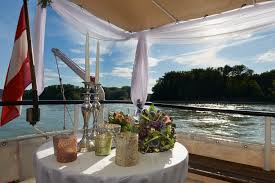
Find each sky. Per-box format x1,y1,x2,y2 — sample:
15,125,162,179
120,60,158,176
1,1,275,93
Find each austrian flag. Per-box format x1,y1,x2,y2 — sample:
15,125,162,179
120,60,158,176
0,6,31,126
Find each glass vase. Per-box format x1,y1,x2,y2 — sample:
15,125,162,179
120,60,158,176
115,132,139,167
95,132,113,156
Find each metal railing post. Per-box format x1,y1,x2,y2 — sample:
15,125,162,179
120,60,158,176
264,116,272,171
73,104,80,134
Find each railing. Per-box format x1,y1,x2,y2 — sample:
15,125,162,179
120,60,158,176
1,100,275,117
0,100,274,170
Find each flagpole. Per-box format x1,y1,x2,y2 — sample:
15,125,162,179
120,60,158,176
23,0,40,125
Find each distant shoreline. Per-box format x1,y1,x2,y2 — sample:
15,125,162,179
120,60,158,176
1,86,274,105
150,100,275,105
0,99,274,105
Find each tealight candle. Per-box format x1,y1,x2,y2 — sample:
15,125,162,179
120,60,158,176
53,134,77,163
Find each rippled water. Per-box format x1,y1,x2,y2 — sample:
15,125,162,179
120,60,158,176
0,103,274,143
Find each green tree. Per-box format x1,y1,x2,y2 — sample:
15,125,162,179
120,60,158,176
23,85,131,100
152,65,274,102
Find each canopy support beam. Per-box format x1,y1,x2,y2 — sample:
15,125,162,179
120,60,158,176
152,0,178,23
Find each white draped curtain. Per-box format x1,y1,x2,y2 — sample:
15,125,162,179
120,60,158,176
35,0,275,109
34,5,47,96
131,34,148,109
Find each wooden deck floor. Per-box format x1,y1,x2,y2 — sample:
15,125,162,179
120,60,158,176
189,154,275,183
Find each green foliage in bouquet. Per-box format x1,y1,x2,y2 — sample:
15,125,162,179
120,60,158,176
108,112,134,132
138,104,176,153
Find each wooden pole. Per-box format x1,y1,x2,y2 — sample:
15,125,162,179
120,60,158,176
23,0,40,125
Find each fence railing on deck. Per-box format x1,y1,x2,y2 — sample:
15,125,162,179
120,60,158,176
0,100,274,170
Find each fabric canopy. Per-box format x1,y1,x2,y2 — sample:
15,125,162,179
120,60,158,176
52,0,275,43
70,0,269,32
52,0,131,41
35,0,275,110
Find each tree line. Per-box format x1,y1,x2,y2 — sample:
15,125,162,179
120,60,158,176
1,65,274,102
23,85,131,100
151,65,275,102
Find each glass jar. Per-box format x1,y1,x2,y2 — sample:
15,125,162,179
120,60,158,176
115,132,139,167
95,132,113,156
53,134,77,163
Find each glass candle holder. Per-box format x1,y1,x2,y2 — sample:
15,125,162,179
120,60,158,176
95,132,112,156
115,132,139,167
53,134,77,163
98,123,121,147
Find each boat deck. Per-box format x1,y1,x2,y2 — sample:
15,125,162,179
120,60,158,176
3,133,275,183
189,154,275,183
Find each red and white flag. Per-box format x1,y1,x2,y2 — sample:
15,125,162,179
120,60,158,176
1,6,31,126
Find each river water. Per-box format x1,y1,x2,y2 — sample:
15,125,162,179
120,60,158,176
0,103,274,143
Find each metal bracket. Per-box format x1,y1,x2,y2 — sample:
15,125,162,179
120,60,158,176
26,107,40,126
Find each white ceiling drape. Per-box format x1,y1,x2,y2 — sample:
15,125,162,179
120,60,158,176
35,0,275,109
148,1,275,43
51,0,131,41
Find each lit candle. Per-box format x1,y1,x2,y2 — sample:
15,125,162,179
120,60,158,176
95,41,100,84
85,32,90,82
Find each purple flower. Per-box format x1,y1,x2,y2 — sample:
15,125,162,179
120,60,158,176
149,139,160,147
150,121,164,131
139,128,148,140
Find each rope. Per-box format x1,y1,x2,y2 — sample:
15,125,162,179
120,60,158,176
54,55,74,129
33,126,49,139
27,55,74,138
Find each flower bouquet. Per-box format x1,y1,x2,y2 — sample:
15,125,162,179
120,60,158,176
138,104,176,153
108,111,133,132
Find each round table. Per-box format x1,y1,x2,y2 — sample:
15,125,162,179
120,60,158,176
33,140,188,183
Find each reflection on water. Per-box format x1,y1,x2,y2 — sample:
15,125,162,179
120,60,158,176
0,103,274,143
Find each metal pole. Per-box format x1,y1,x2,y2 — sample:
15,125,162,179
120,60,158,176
23,0,40,125
264,116,272,171
73,104,80,135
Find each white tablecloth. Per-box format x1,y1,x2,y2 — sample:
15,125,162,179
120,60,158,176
33,140,188,183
